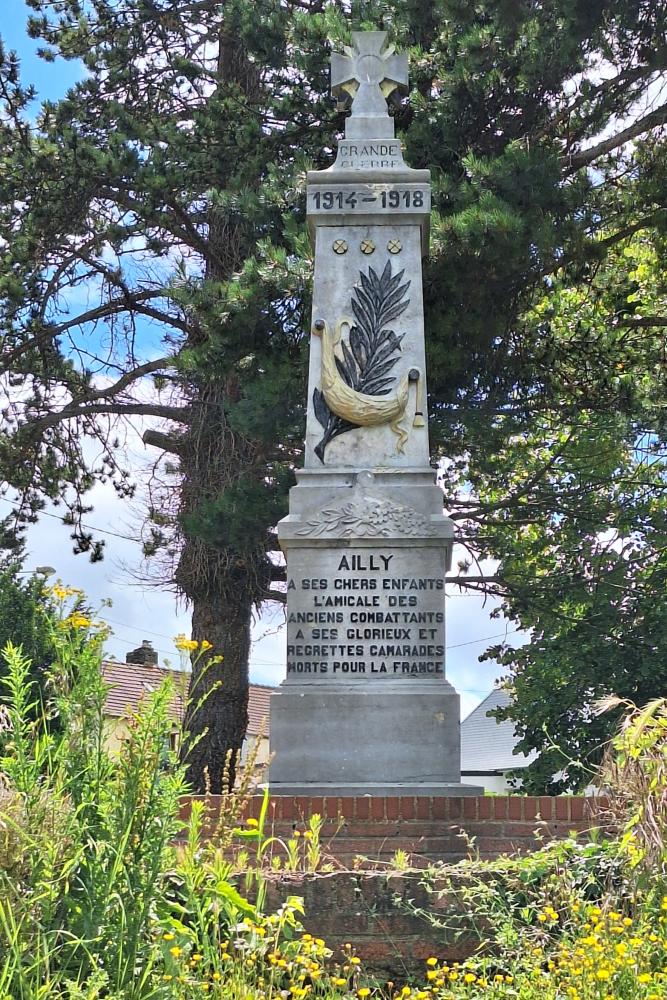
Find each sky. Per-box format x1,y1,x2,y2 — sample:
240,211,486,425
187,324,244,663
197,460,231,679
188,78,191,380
1,3,526,717
3,0,83,100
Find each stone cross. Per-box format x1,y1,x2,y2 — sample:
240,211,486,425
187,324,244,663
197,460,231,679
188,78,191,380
331,31,408,139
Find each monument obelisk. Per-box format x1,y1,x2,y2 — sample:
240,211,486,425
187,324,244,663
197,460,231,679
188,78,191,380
270,32,477,795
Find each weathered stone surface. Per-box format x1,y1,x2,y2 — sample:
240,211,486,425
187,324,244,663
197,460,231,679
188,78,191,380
270,677,462,791
305,222,429,469
270,31,481,796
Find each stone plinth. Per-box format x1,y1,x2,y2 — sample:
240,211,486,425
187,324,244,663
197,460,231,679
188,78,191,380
271,469,479,795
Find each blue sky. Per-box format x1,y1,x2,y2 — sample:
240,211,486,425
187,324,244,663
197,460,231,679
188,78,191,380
3,1,83,104
1,5,522,715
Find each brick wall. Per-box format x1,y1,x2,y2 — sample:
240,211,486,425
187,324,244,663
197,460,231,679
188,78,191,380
179,794,610,975
261,871,476,976
181,794,607,868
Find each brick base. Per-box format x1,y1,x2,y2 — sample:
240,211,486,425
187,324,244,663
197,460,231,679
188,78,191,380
177,794,611,975
180,794,608,868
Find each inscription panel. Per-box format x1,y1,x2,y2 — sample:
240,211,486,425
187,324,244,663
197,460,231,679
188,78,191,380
284,546,447,681
307,183,430,218
335,139,404,170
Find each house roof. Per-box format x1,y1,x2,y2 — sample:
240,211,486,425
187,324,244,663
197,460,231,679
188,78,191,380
460,687,535,774
247,684,271,735
101,660,273,736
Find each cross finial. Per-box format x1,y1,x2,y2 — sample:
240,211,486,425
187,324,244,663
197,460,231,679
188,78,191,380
331,31,408,139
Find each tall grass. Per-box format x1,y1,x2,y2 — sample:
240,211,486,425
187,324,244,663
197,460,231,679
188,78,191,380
0,613,187,997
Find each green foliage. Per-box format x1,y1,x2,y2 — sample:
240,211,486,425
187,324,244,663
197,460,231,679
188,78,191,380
0,595,188,997
0,538,56,704
181,471,290,556
0,586,333,998
478,236,667,792
395,697,667,997
603,698,667,875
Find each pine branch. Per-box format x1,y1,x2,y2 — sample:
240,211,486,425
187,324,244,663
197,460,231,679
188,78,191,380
540,61,666,142
619,316,667,328
597,212,666,249
262,589,286,604
561,101,667,174
0,290,173,373
29,402,186,431
22,358,183,431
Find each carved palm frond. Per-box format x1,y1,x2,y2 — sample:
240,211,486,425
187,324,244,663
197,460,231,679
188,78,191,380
313,260,411,462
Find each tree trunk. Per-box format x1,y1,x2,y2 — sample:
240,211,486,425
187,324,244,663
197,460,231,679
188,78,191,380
176,24,267,793
181,582,252,793
175,382,271,791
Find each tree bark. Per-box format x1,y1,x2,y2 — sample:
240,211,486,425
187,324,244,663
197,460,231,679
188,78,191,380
175,23,268,792
174,381,265,791
181,585,252,793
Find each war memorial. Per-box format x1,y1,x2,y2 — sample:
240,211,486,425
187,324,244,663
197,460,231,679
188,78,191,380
270,32,481,796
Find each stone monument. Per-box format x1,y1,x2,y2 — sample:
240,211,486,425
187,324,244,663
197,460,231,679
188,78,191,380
269,31,479,795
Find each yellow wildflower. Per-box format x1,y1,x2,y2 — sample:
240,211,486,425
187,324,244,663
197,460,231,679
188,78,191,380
66,613,91,628
174,634,199,651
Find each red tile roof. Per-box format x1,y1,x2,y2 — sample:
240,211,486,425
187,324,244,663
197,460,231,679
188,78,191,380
101,661,273,735
247,683,272,736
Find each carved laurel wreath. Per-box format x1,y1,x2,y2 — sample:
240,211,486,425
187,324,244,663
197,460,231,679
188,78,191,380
313,260,410,462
